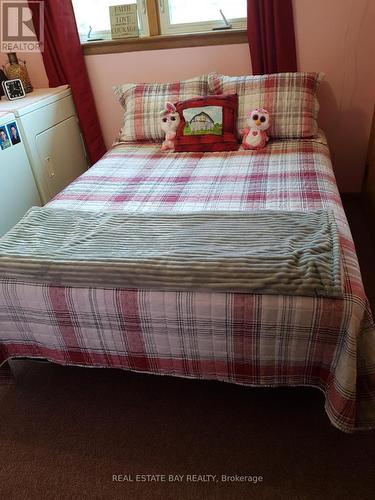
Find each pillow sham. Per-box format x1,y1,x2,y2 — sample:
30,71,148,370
173,94,239,152
114,75,210,142
208,72,324,139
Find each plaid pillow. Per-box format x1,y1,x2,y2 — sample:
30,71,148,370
208,72,324,139
114,75,210,142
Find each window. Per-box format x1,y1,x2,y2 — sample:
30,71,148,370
160,0,247,34
72,0,150,41
72,0,246,42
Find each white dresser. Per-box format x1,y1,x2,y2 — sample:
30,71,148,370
0,86,89,204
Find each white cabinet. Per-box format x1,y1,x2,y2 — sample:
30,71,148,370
0,86,89,204
0,112,41,236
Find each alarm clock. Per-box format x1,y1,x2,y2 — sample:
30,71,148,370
1,79,26,100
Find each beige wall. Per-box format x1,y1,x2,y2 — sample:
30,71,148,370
5,0,375,192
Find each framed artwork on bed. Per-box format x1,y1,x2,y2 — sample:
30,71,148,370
173,94,239,152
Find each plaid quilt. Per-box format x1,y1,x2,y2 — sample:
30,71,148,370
1,134,374,433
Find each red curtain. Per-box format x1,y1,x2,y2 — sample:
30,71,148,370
247,0,297,74
28,0,106,165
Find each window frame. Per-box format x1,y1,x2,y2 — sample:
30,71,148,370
82,29,247,56
75,0,247,43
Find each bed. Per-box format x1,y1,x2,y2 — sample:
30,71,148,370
0,131,374,434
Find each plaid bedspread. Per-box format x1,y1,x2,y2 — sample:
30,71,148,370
1,134,374,433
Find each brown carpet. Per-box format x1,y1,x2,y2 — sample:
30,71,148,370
1,195,374,500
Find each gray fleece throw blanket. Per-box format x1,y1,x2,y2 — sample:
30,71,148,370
0,207,342,297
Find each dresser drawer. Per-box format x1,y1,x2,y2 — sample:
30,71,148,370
19,95,77,135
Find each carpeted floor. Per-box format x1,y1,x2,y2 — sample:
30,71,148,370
1,195,374,500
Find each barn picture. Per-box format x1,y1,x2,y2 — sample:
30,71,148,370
183,105,223,136
190,112,215,132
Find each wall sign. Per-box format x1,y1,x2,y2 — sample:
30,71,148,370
109,4,139,39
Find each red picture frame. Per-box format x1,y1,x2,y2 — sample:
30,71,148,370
173,94,239,152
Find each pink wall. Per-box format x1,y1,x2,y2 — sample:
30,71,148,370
293,0,375,192
0,52,48,89
14,0,375,192
84,44,252,149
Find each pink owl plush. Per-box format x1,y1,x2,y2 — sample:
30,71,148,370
241,108,271,150
160,102,180,151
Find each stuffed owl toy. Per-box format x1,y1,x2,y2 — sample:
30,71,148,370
160,102,180,151
241,108,271,150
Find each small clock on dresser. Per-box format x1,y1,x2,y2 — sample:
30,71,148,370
1,79,26,100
